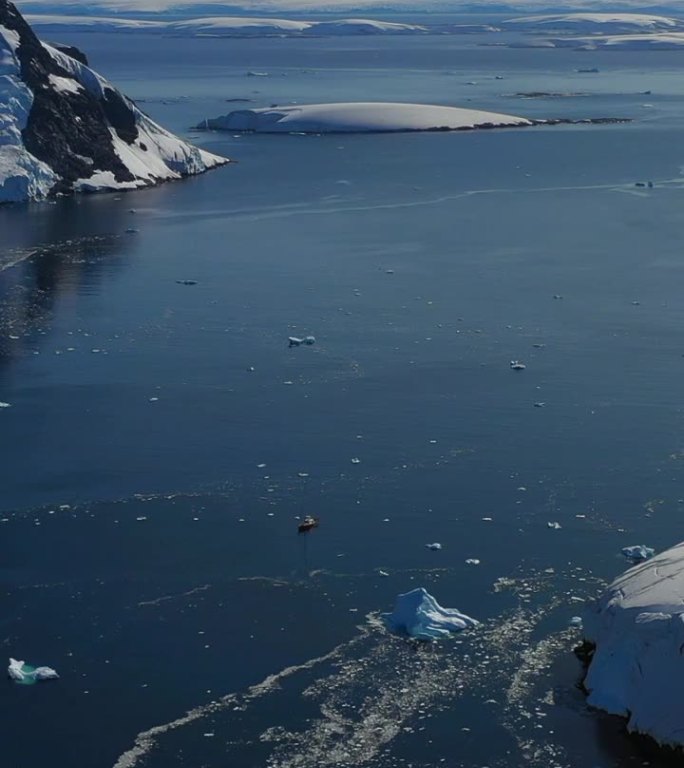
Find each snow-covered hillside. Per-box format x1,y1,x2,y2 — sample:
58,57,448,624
554,32,684,49
24,14,429,37
0,0,227,203
582,541,684,748
503,13,684,33
198,102,532,134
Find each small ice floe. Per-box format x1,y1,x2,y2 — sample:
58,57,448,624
0,402,11,408
621,544,655,562
288,335,316,347
176,280,198,286
510,360,526,370
465,558,481,565
547,521,562,529
377,570,389,577
125,228,138,234
350,457,361,464
569,616,583,628
8,658,59,685
384,587,478,640
534,402,546,408
426,542,442,551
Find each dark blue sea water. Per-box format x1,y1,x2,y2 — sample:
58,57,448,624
3,25,684,768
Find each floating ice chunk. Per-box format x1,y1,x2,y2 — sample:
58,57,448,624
8,658,59,685
510,360,526,370
0,402,11,408
569,616,583,627
426,542,442,550
288,335,315,347
384,587,478,640
621,544,655,561
465,558,481,565
547,521,562,529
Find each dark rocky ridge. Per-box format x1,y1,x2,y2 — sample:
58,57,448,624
0,0,143,192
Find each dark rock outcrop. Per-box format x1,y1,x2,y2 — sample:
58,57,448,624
0,0,135,189
0,0,227,202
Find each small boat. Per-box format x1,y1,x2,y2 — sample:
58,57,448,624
298,516,319,533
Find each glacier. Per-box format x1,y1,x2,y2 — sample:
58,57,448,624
582,540,684,749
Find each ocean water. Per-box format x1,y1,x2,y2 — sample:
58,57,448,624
2,25,684,768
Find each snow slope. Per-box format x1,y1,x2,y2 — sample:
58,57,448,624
556,32,684,49
583,541,684,748
200,102,532,134
0,0,227,203
504,13,684,33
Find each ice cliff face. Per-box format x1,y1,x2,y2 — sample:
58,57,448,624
582,541,684,749
0,0,227,203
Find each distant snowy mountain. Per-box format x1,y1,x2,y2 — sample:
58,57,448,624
12,0,684,15
502,13,684,33
0,0,227,203
23,14,430,37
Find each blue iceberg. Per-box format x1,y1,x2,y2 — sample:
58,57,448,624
384,587,478,640
621,545,655,562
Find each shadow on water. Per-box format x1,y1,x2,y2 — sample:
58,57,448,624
0,197,137,369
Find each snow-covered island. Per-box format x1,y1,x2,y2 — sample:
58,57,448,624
582,541,684,750
198,102,533,134
0,0,227,203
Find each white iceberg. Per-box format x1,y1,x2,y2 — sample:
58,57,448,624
384,587,478,640
8,657,59,684
583,541,684,748
199,102,531,135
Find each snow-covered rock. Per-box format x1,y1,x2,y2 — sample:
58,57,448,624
8,657,59,684
503,13,684,33
384,587,478,640
583,541,684,748
199,102,532,134
0,0,227,203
